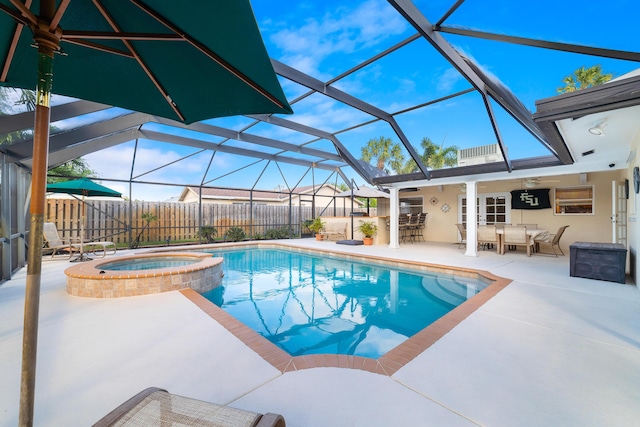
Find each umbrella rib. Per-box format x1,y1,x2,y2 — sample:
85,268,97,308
0,3,31,26
92,0,185,121
49,0,70,32
8,0,37,26
130,0,288,110
0,1,32,82
62,38,134,58
63,31,183,41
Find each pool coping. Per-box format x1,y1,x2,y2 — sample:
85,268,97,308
178,242,512,377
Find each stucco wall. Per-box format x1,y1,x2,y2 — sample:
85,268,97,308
404,170,627,258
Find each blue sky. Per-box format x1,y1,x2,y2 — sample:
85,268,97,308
72,0,639,200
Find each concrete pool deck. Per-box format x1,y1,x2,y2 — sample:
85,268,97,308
1,240,639,426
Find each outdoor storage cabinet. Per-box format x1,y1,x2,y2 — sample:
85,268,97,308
570,242,627,284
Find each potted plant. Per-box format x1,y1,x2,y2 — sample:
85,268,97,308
308,217,326,240
356,220,378,245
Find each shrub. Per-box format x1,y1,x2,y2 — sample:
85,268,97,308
225,227,246,242
198,225,217,243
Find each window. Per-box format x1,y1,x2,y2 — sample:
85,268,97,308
400,197,423,214
554,186,594,215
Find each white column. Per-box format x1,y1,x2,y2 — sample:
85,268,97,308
464,181,478,257
389,187,400,249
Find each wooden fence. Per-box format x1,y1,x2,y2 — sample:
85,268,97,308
45,199,374,246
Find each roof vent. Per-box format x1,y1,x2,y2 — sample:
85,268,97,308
582,149,595,157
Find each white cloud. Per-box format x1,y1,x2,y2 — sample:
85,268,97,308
437,67,463,92
268,0,407,77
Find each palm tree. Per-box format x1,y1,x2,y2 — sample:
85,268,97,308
396,159,419,174
419,137,458,169
360,136,405,174
557,65,613,94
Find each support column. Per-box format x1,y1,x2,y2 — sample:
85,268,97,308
389,187,400,249
464,181,478,257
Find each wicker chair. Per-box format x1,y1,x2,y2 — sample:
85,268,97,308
92,387,286,427
535,225,569,257
477,224,497,250
502,225,533,256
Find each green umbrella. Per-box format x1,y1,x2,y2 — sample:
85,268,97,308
0,2,291,424
0,1,292,122
47,178,121,262
47,177,122,198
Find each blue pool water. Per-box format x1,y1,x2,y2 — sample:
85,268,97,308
201,248,488,359
98,257,200,271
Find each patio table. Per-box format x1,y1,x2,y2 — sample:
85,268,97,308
496,228,549,255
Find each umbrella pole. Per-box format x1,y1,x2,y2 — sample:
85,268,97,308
20,6,59,425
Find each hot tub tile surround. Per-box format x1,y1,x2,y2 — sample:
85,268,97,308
65,252,224,298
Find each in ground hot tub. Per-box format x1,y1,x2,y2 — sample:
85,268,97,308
65,252,224,298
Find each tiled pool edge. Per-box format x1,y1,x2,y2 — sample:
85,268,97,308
179,244,512,377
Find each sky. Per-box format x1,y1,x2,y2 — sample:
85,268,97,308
46,0,640,201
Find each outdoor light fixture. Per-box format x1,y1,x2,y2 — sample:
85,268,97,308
588,126,603,135
588,119,607,136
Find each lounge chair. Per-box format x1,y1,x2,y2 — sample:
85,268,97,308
535,225,569,257
43,222,116,259
42,222,81,258
92,387,286,427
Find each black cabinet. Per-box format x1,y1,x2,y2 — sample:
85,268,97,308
570,242,627,284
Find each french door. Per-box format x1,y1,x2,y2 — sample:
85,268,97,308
458,192,511,226
612,180,627,246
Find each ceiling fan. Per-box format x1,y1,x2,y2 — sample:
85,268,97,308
521,177,561,188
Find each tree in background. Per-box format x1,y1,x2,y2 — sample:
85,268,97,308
557,65,613,94
419,137,458,169
1,87,98,183
0,88,35,145
395,159,419,174
47,158,98,183
361,136,405,174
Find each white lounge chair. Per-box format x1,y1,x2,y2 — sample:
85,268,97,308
42,222,81,258
92,387,286,427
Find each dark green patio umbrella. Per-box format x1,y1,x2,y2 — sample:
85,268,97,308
0,1,291,425
46,177,122,198
46,177,122,258
47,178,122,261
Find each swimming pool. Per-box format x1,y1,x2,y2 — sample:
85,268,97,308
200,247,489,359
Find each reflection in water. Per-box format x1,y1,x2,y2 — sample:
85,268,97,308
201,248,487,359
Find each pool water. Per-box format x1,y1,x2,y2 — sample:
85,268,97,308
98,257,200,271
201,248,488,359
